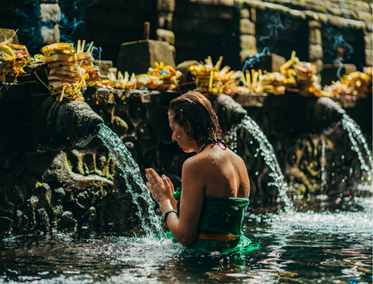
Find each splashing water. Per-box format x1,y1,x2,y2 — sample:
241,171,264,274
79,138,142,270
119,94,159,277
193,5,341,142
320,139,327,191
341,113,373,186
97,123,163,236
226,115,294,211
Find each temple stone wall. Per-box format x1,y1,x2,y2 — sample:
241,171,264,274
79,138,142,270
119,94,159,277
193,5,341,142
172,1,241,68
70,0,176,66
1,0,371,70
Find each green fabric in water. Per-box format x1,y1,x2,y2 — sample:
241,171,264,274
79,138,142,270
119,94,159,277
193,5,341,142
166,188,260,256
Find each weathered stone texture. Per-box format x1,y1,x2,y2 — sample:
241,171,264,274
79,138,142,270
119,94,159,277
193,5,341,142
240,18,256,35
312,59,324,73
240,8,250,19
158,11,173,30
309,28,322,45
40,25,60,44
40,4,61,22
240,49,258,64
365,34,372,50
156,28,175,45
308,20,322,30
157,0,175,12
251,7,256,23
239,35,257,50
365,49,372,66
309,44,323,61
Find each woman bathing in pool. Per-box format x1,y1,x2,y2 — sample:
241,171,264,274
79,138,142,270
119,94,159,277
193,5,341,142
145,91,259,253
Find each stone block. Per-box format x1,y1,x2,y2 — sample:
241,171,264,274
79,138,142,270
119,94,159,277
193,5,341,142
218,7,234,19
239,35,256,50
309,28,322,45
40,4,61,22
304,11,320,21
240,8,250,19
340,9,358,20
327,7,342,17
321,64,357,85
366,22,373,33
318,13,328,23
218,0,234,6
191,0,219,4
288,9,306,20
157,0,175,12
93,60,113,76
251,8,256,23
173,18,228,34
156,28,175,45
309,44,323,61
178,3,217,18
365,34,372,50
41,25,60,44
366,49,372,66
312,59,323,73
308,20,322,30
0,29,19,44
158,11,173,30
240,49,258,64
358,11,373,23
240,19,255,35
117,40,176,75
252,53,287,73
328,15,347,27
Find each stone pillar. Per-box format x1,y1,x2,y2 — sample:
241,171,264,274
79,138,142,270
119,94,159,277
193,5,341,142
157,0,176,57
238,7,257,65
308,20,323,73
364,32,372,66
40,0,61,44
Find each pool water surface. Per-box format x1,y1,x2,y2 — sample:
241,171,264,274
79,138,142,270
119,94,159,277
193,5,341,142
1,196,372,283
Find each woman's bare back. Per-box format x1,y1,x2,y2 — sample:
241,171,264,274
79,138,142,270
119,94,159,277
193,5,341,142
187,143,250,199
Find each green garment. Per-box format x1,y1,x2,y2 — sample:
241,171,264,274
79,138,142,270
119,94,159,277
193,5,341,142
167,188,260,256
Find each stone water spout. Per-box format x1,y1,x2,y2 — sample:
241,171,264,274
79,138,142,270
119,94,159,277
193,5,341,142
34,96,104,151
288,96,346,135
310,97,346,134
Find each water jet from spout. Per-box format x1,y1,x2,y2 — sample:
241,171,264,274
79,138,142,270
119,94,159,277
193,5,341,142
97,123,163,236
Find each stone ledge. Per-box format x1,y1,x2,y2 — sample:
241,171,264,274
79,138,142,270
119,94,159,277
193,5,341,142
237,0,368,30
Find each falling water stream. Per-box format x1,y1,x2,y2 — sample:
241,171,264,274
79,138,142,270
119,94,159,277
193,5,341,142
226,115,295,211
341,113,373,185
97,123,163,236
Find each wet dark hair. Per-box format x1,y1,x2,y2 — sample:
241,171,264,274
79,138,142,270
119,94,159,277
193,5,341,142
168,91,222,146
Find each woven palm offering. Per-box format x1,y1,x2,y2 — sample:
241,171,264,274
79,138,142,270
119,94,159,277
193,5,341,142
321,69,372,98
259,70,287,95
136,73,163,90
0,33,32,83
108,69,137,90
75,40,101,87
42,42,86,101
280,51,321,96
279,51,299,90
189,56,241,95
294,61,321,96
146,61,182,90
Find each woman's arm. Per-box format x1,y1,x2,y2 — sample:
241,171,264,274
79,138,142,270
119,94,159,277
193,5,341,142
146,158,205,247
